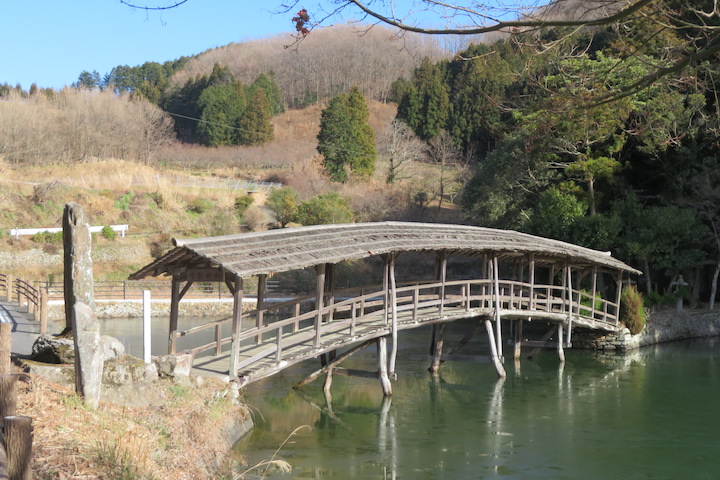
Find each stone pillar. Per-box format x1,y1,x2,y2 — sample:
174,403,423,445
63,203,102,409
63,202,95,334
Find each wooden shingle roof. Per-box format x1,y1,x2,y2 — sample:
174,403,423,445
130,222,641,280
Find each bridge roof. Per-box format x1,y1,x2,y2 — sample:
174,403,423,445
130,222,641,280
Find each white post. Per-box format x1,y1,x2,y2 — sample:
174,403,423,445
143,290,152,364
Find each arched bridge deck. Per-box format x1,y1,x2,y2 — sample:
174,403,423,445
189,277,622,386
130,222,640,392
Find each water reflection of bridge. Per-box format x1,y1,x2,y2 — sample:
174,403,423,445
130,222,640,394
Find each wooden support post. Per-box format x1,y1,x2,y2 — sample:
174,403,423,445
0,375,18,420
215,324,222,356
377,337,392,397
228,276,244,380
566,266,573,347
0,324,11,376
438,252,447,316
255,274,267,345
383,259,389,324
168,276,180,355
591,266,598,320
294,303,301,331
615,271,623,325
39,288,48,335
428,324,445,374
484,319,506,378
325,263,335,324
323,368,333,395
492,257,503,361
513,319,524,360
529,254,536,311
388,254,399,376
314,264,326,348
557,324,566,363
4,415,32,480
4,274,12,302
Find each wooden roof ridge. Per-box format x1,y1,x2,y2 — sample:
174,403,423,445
130,221,641,280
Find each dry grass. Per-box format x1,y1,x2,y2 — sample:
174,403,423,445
20,372,248,480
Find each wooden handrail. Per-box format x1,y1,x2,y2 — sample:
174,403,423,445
178,277,620,360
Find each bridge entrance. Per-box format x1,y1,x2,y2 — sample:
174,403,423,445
130,222,640,395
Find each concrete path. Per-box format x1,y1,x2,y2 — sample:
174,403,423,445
0,299,43,357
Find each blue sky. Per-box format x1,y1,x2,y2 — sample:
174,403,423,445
1,1,302,89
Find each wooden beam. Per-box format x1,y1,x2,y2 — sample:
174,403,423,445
526,325,558,359
446,322,484,355
228,275,244,380
293,339,375,389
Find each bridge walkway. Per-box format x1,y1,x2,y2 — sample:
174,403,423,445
187,278,622,385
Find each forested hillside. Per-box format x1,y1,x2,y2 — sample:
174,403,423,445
393,4,720,304
2,3,719,304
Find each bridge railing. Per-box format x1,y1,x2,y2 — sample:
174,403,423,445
176,278,620,367
0,274,48,333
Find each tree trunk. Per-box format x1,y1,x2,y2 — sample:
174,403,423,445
710,261,720,311
643,259,652,294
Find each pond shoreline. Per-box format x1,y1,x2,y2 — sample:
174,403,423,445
575,307,720,351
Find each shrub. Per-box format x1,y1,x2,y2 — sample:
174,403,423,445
620,285,646,335
114,192,135,211
266,187,299,227
30,230,63,244
100,225,116,241
296,192,354,226
243,206,271,231
186,197,215,215
234,195,254,218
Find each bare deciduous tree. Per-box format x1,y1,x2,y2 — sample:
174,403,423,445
380,119,427,185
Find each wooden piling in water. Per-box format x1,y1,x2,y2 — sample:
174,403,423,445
377,337,392,397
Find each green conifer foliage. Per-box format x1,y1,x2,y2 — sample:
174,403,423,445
236,88,274,146
317,87,377,182
197,82,246,147
250,73,285,116
397,59,450,141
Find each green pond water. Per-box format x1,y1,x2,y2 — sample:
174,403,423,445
237,322,720,480
99,317,720,479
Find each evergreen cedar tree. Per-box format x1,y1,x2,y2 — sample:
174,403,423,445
317,87,377,183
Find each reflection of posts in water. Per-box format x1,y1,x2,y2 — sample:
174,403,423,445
428,324,446,375
378,396,397,480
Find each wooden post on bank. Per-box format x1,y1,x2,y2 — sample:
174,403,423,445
0,324,11,376
39,288,48,335
4,275,12,303
4,415,32,480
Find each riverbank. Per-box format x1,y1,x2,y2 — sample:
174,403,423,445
20,371,253,479
575,307,720,351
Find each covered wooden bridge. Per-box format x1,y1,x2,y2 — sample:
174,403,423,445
130,222,640,395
